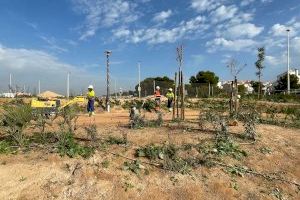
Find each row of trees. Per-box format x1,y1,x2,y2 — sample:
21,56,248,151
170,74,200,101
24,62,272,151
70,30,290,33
133,47,299,97
133,72,299,97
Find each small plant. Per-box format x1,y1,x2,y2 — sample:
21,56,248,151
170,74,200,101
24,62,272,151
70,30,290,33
226,165,247,177
57,132,94,158
106,136,127,145
239,106,260,140
1,105,33,146
271,188,285,200
230,181,239,191
136,144,176,160
170,176,179,186
123,181,134,192
59,105,80,133
32,111,53,140
147,112,164,127
19,176,27,182
101,159,110,168
259,146,272,154
215,139,247,160
163,156,191,174
123,160,144,175
0,140,12,154
84,124,98,142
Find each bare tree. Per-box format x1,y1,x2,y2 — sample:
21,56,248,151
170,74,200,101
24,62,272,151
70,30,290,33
227,59,246,114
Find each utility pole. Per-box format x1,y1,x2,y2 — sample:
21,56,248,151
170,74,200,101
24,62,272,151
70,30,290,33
114,79,117,99
38,80,41,95
287,29,290,94
9,73,12,93
67,72,70,99
105,50,112,112
138,62,141,99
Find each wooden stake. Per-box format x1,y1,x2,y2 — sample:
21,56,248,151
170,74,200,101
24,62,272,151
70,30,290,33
173,72,177,120
177,70,181,119
181,71,185,120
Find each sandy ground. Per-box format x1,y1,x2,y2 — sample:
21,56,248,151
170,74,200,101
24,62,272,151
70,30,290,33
0,109,299,200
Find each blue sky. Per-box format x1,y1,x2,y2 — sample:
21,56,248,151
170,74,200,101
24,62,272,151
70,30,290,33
0,0,299,95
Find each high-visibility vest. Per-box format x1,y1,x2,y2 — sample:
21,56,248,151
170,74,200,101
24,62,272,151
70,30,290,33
166,92,174,99
87,90,95,99
154,90,161,98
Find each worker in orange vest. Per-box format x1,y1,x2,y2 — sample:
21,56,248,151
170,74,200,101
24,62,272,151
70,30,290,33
154,86,161,112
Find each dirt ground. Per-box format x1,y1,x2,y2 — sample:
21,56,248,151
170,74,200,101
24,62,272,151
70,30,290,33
0,109,299,200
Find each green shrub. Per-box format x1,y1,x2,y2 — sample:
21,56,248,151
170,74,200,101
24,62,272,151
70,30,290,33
0,141,12,154
215,139,247,160
1,105,33,146
57,132,94,158
106,136,127,145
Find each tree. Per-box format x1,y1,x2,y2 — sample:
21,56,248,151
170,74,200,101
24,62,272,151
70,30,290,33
189,71,219,85
186,71,219,97
251,81,263,93
274,74,300,91
226,58,246,114
255,47,265,98
135,76,174,97
238,85,246,95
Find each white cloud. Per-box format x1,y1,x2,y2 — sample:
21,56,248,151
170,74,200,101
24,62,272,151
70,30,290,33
240,0,255,6
210,5,238,23
261,0,273,3
269,20,300,37
71,0,139,40
39,36,68,53
223,23,264,39
190,0,222,12
292,37,300,54
206,37,257,52
152,10,172,24
113,16,207,44
0,44,106,94
265,55,284,66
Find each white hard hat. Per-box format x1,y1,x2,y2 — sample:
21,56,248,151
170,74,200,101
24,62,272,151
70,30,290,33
156,86,160,90
237,95,241,99
168,88,173,91
88,85,94,89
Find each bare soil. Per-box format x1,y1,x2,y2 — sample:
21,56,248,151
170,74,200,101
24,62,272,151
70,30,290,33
0,109,299,200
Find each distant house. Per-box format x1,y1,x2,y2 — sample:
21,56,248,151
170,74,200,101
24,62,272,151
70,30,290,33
0,93,15,98
219,80,254,94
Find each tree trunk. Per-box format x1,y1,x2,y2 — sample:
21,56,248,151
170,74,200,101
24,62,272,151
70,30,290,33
258,72,261,99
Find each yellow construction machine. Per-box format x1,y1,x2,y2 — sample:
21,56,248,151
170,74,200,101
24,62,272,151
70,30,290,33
31,96,86,115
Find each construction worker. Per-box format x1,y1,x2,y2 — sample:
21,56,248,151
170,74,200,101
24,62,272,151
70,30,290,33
87,85,95,116
154,86,161,112
166,88,174,112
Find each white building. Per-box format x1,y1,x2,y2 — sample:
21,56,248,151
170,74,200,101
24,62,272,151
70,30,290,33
1,93,16,98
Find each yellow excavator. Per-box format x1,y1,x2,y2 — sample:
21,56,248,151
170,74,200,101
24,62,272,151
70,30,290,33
31,96,86,115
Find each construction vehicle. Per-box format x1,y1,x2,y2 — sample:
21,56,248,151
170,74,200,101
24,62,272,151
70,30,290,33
31,96,86,115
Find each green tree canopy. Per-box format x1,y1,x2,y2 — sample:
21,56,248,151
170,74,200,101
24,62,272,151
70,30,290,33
135,76,174,97
190,71,219,85
238,85,246,95
274,74,300,91
251,81,263,93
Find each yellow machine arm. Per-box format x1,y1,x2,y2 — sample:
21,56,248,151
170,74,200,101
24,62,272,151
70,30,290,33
59,96,86,110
